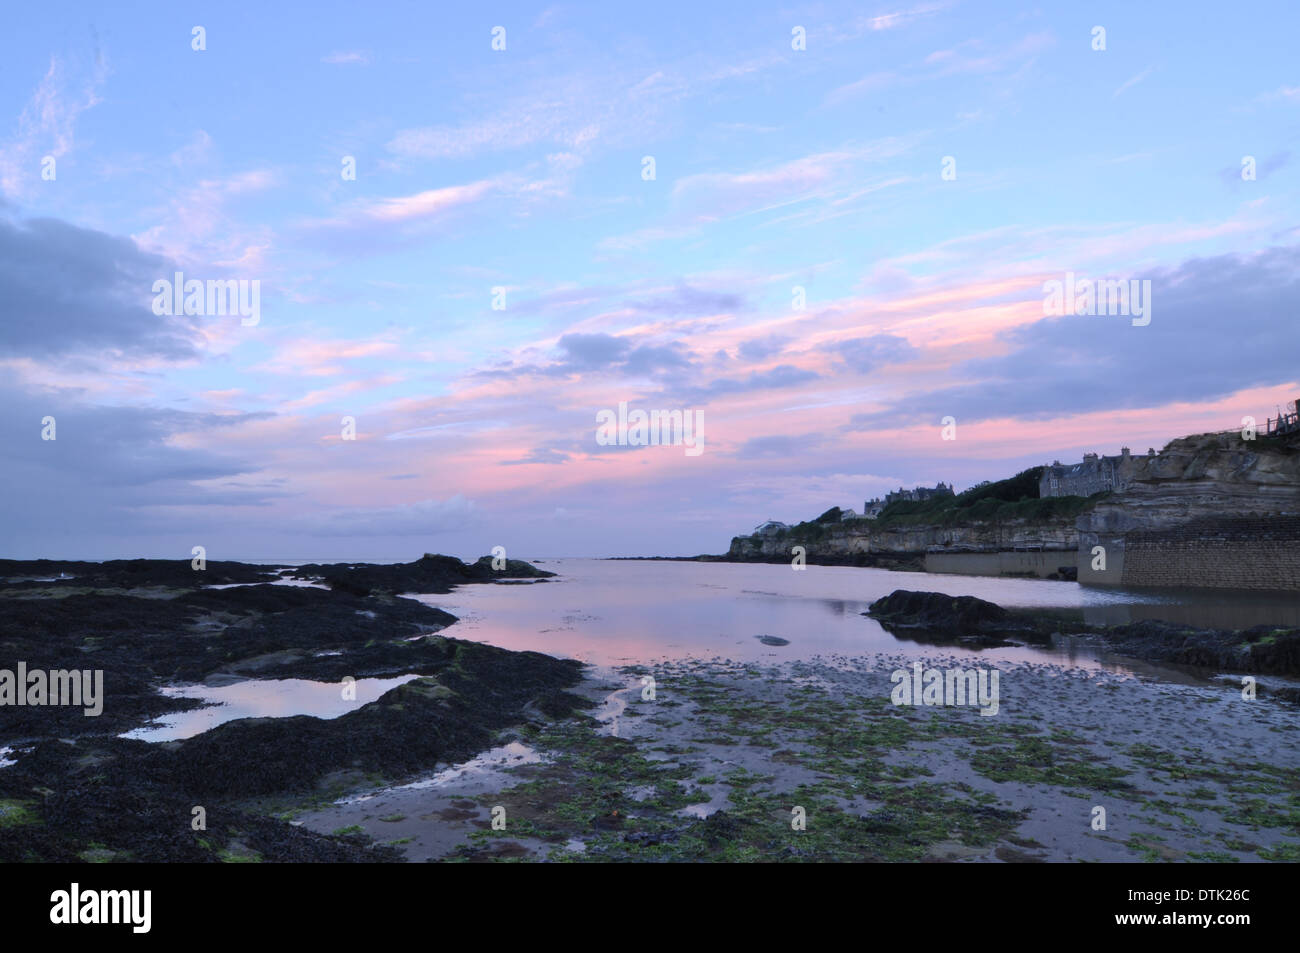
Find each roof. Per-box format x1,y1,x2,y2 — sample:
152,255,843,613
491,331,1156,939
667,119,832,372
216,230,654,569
1043,455,1123,478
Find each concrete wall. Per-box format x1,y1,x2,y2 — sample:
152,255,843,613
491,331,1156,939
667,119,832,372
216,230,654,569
925,550,1076,578
1076,533,1126,586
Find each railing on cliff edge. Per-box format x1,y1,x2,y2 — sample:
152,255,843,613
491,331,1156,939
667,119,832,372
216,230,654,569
1267,412,1300,437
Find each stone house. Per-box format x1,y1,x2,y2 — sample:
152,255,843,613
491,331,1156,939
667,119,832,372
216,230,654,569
1039,448,1140,498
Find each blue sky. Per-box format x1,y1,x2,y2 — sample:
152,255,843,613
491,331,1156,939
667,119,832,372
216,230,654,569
2,1,1298,560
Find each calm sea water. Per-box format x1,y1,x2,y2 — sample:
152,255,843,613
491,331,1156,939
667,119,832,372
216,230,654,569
408,559,1300,669
120,558,1299,741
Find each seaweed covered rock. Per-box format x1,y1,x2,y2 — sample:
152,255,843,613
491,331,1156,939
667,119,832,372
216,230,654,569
0,558,282,590
148,641,585,799
1100,621,1300,675
0,553,577,863
867,589,1008,631
862,589,1044,647
292,553,555,595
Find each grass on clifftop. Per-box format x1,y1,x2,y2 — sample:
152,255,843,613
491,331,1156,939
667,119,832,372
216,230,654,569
776,467,1102,539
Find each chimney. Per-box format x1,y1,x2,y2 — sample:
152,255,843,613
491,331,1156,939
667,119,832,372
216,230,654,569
1121,447,1130,460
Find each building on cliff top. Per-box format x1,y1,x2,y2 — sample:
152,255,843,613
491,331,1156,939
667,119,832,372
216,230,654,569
861,483,954,519
1039,448,1144,498
753,520,791,536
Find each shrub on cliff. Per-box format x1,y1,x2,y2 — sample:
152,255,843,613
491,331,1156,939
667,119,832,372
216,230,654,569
869,466,1097,528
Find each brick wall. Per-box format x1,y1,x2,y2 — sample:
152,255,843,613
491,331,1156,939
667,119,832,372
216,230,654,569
1118,516,1300,590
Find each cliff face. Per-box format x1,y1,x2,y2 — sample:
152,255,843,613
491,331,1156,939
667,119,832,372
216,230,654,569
728,431,1300,589
1077,432,1300,590
728,515,1078,561
1079,432,1300,535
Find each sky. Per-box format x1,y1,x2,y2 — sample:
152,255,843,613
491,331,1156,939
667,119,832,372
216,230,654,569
1,1,1298,561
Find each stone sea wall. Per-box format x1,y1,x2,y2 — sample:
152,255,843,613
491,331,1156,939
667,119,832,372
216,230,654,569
1078,515,1300,591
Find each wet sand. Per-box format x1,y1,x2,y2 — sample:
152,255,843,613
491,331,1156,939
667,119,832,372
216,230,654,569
295,653,1300,862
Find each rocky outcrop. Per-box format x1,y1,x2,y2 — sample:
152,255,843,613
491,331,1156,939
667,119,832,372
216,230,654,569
1080,432,1300,535
864,589,1049,646
0,554,583,863
867,590,1008,630
1098,620,1300,675
869,591,1300,675
292,553,555,595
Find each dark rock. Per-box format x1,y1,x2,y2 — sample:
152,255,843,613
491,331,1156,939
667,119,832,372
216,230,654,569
0,553,581,863
867,589,1008,630
699,810,747,847
624,828,681,846
290,553,555,595
0,558,281,590
864,589,1054,647
324,574,371,597
1099,620,1300,676
858,809,904,832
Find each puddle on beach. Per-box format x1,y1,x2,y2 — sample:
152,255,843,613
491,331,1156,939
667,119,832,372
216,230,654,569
597,684,632,737
203,569,329,591
336,741,544,804
120,674,421,742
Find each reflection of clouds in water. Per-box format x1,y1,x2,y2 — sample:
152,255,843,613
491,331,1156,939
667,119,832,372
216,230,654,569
121,674,419,742
400,559,1293,675
337,742,544,804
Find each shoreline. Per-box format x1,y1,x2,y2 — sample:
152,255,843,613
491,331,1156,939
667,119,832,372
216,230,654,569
3,555,1298,863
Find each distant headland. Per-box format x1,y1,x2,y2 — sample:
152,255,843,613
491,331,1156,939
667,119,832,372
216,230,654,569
724,405,1300,592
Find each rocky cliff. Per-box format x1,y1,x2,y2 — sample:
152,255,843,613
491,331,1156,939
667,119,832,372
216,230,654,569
1077,431,1300,590
1080,431,1300,534
728,430,1300,588
728,513,1078,562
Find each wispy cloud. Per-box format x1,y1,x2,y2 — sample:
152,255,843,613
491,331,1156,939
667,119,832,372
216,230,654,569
0,55,108,199
1257,85,1300,102
322,50,370,65
1114,66,1154,98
